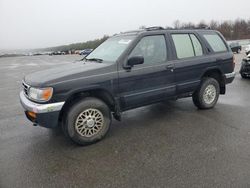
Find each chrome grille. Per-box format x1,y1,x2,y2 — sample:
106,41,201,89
22,81,30,97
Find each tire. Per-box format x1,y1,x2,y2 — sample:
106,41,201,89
62,97,111,145
241,73,247,79
192,77,220,109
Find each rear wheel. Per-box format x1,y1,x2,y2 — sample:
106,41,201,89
192,77,220,109
62,97,111,145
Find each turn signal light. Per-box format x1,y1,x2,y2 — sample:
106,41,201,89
27,111,37,119
42,88,53,101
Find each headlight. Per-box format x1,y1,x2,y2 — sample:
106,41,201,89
28,87,53,102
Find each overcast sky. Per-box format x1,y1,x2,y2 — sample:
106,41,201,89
0,0,249,50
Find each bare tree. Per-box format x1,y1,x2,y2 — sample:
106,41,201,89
173,20,181,29
139,25,146,29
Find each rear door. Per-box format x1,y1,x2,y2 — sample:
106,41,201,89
169,32,213,95
118,34,175,110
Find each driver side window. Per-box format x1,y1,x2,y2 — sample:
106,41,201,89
129,35,167,65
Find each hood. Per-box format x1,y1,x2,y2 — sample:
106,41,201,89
24,61,111,87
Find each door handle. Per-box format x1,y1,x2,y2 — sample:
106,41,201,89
165,64,174,72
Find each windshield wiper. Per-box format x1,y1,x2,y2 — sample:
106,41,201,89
85,58,103,63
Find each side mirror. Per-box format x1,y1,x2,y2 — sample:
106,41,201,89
127,56,144,67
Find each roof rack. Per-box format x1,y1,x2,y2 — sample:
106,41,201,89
145,26,164,31
115,26,212,36
175,26,212,30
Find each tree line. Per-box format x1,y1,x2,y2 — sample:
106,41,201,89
44,35,109,52
173,18,250,40
45,18,250,52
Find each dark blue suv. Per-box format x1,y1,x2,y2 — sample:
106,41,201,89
20,27,235,145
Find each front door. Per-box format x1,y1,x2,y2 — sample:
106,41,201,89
118,34,175,110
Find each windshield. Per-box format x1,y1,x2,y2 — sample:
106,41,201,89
86,35,135,62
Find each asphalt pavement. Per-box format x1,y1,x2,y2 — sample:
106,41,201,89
0,54,250,188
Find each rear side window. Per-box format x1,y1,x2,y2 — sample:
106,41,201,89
172,34,203,59
172,34,194,59
203,33,227,52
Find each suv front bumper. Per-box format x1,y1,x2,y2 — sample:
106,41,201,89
19,91,65,128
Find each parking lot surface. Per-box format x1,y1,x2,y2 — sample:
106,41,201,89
0,54,250,187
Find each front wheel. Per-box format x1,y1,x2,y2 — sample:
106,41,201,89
62,97,111,145
192,77,220,109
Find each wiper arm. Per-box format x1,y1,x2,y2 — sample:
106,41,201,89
85,58,103,63
80,57,86,61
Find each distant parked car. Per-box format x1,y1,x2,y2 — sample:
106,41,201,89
79,49,93,55
245,45,250,55
229,42,241,53
49,51,63,56
240,54,250,78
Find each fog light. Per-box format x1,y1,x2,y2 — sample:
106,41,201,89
27,111,37,119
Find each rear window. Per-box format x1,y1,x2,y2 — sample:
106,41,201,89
203,33,227,52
